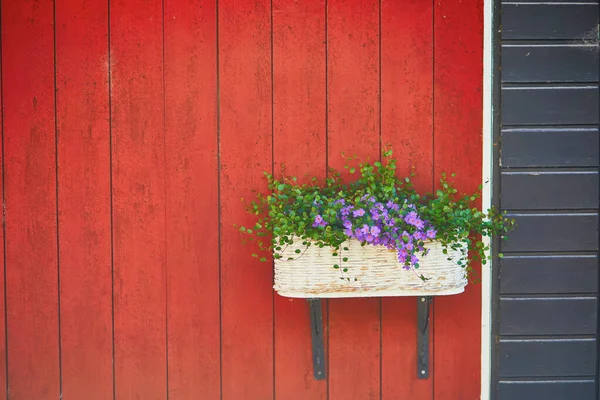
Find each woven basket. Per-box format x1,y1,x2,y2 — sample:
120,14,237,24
273,237,467,298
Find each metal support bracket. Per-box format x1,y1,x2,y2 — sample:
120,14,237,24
308,299,326,380
417,296,432,379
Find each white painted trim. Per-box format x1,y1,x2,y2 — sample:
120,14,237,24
481,0,494,398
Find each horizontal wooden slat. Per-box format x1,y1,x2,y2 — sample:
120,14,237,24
500,256,598,294
501,128,599,168
499,297,597,335
502,45,599,83
501,171,599,210
501,214,598,252
498,380,596,400
502,4,598,40
502,86,599,126
499,339,596,377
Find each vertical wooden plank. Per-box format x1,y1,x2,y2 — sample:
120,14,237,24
272,0,327,398
2,0,59,398
110,0,166,398
380,0,434,398
55,0,112,399
433,1,483,399
219,0,273,398
164,1,220,398
0,6,7,400
327,0,381,399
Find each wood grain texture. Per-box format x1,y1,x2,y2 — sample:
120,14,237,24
499,339,596,377
0,8,5,400
55,0,112,398
381,0,433,397
218,0,274,398
110,0,167,397
164,1,220,399
433,0,483,399
272,0,327,398
2,0,59,398
327,1,381,399
500,297,597,335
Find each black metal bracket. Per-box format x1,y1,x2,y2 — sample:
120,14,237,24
308,299,326,380
417,296,432,379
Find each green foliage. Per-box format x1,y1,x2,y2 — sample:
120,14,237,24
238,150,514,279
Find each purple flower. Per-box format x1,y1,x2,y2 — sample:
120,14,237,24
413,219,425,230
371,225,381,237
370,209,381,220
360,224,370,235
398,248,408,262
353,208,365,217
343,220,353,229
405,242,414,251
386,200,400,211
334,199,346,205
414,231,427,241
340,205,353,216
312,214,328,228
410,254,419,265
426,228,437,239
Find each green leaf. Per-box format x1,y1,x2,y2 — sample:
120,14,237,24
333,264,340,269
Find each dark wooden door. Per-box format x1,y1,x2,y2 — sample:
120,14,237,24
493,1,600,399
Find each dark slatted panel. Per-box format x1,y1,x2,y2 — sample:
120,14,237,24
502,4,598,40
500,171,599,210
500,214,599,252
499,298,597,336
496,3,599,396
501,128,599,168
500,256,598,294
499,339,597,377
501,86,599,126
502,45,599,83
498,380,596,400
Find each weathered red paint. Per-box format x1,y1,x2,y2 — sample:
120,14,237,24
110,0,167,397
272,0,328,398
164,1,220,399
2,0,59,398
0,19,5,400
56,0,113,398
381,0,434,398
0,1,485,398
433,1,484,399
327,1,382,399
219,0,274,398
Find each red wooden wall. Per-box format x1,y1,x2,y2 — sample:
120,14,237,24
0,0,483,399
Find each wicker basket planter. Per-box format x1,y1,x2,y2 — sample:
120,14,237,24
273,238,467,298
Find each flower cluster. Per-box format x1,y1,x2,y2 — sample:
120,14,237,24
312,196,438,269
238,150,515,278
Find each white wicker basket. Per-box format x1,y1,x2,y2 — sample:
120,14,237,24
273,237,467,298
